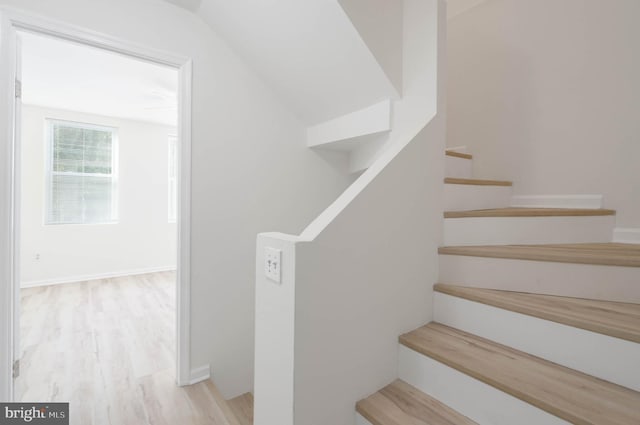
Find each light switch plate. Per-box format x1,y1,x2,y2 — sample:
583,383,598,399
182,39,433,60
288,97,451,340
264,247,282,283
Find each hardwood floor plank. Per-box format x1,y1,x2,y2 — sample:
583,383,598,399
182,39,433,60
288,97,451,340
227,392,254,425
356,380,477,425
439,243,640,267
444,177,512,186
445,151,473,159
444,207,616,218
17,272,235,425
400,323,640,425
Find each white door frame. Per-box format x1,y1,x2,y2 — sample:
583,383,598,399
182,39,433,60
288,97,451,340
0,9,193,401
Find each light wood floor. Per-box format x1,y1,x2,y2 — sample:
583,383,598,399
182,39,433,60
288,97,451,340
16,272,231,425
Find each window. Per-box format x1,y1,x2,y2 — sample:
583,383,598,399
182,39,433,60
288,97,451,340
46,120,118,225
168,135,178,222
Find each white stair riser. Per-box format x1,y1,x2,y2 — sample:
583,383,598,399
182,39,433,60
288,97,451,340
439,255,640,303
434,293,640,391
443,216,615,246
398,345,569,425
445,156,472,179
444,184,512,211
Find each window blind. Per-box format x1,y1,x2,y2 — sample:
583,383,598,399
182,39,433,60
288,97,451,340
47,121,117,225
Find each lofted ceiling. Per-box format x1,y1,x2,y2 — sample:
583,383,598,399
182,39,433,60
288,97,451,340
20,30,178,127
197,0,398,125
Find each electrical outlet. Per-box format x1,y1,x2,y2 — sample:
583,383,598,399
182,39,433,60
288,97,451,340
264,247,281,283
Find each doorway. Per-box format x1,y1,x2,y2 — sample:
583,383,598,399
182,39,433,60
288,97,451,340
0,11,193,402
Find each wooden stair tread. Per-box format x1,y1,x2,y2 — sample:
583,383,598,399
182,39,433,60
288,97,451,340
228,392,253,425
444,177,512,186
356,379,477,425
444,207,616,218
400,323,640,425
439,243,640,267
445,150,473,159
435,284,640,343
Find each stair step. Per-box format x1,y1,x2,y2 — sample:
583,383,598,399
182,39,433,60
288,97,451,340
439,252,640,303
400,323,640,425
444,177,512,186
444,207,615,218
435,284,640,343
433,287,640,390
445,150,472,160
356,379,477,425
228,392,253,425
439,243,640,267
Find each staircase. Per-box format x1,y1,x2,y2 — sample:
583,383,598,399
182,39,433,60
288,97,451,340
355,149,640,424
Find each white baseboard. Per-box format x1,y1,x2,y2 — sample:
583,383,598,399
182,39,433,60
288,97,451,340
510,194,603,209
21,265,177,288
613,228,640,244
189,364,211,385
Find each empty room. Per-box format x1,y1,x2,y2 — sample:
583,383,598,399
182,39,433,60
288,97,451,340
15,31,181,421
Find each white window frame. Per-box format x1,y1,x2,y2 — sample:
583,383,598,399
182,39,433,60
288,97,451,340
168,135,177,223
44,119,119,225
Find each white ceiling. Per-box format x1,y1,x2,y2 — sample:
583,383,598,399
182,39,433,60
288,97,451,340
20,31,178,127
161,0,203,12
198,0,398,125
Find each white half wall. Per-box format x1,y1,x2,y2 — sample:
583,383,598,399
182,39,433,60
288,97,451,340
294,116,445,425
254,2,447,424
447,0,640,228
20,105,177,286
1,0,355,399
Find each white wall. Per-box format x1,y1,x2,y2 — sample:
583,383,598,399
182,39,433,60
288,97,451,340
20,105,177,286
254,1,446,424
338,0,404,94
0,0,354,398
447,0,640,228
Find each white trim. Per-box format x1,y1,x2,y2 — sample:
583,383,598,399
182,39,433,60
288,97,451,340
189,364,211,385
613,227,640,244
176,58,192,387
510,194,603,209
0,10,19,402
0,9,193,401
20,266,177,288
167,135,178,223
